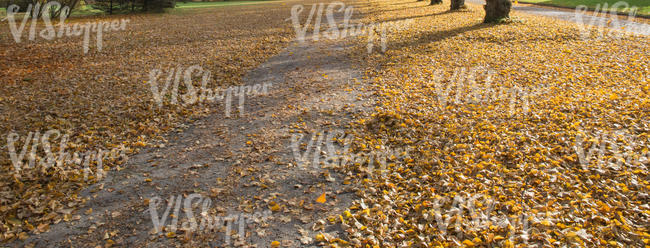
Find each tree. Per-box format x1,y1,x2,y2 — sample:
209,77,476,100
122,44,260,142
7,0,79,18
93,0,173,12
450,0,464,10
142,0,174,10
484,0,512,22
430,0,442,5
5,0,30,12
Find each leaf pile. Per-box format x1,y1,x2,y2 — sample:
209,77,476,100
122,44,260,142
0,3,295,241
329,0,649,247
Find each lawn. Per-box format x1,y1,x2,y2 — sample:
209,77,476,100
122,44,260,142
70,4,106,17
0,3,107,18
519,0,650,15
0,0,276,18
175,0,277,9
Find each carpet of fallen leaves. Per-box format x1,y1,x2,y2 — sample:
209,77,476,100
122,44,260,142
0,3,296,241
326,0,649,247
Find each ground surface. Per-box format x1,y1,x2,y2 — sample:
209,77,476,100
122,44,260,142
1,0,298,244
340,0,648,247
518,0,650,15
175,1,279,9
14,25,370,248
3,0,375,246
466,0,650,34
2,0,649,247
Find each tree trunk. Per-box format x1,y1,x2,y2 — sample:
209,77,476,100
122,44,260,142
450,0,464,10
109,0,113,14
484,0,511,23
58,0,80,18
430,0,442,5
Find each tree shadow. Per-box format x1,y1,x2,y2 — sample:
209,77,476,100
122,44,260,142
361,5,443,15
376,9,454,23
388,1,425,6
390,22,494,50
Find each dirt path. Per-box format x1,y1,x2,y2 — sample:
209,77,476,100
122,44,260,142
13,5,378,248
466,0,650,36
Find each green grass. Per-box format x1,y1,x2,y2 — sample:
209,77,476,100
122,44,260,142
70,4,106,17
519,0,650,16
0,2,104,19
1,1,277,18
174,1,277,9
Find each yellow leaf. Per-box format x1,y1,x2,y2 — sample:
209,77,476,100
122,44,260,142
316,193,326,203
18,232,28,240
37,223,49,233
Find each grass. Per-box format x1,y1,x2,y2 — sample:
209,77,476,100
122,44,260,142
0,0,276,18
174,1,277,9
70,4,106,17
1,3,106,19
518,0,650,16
